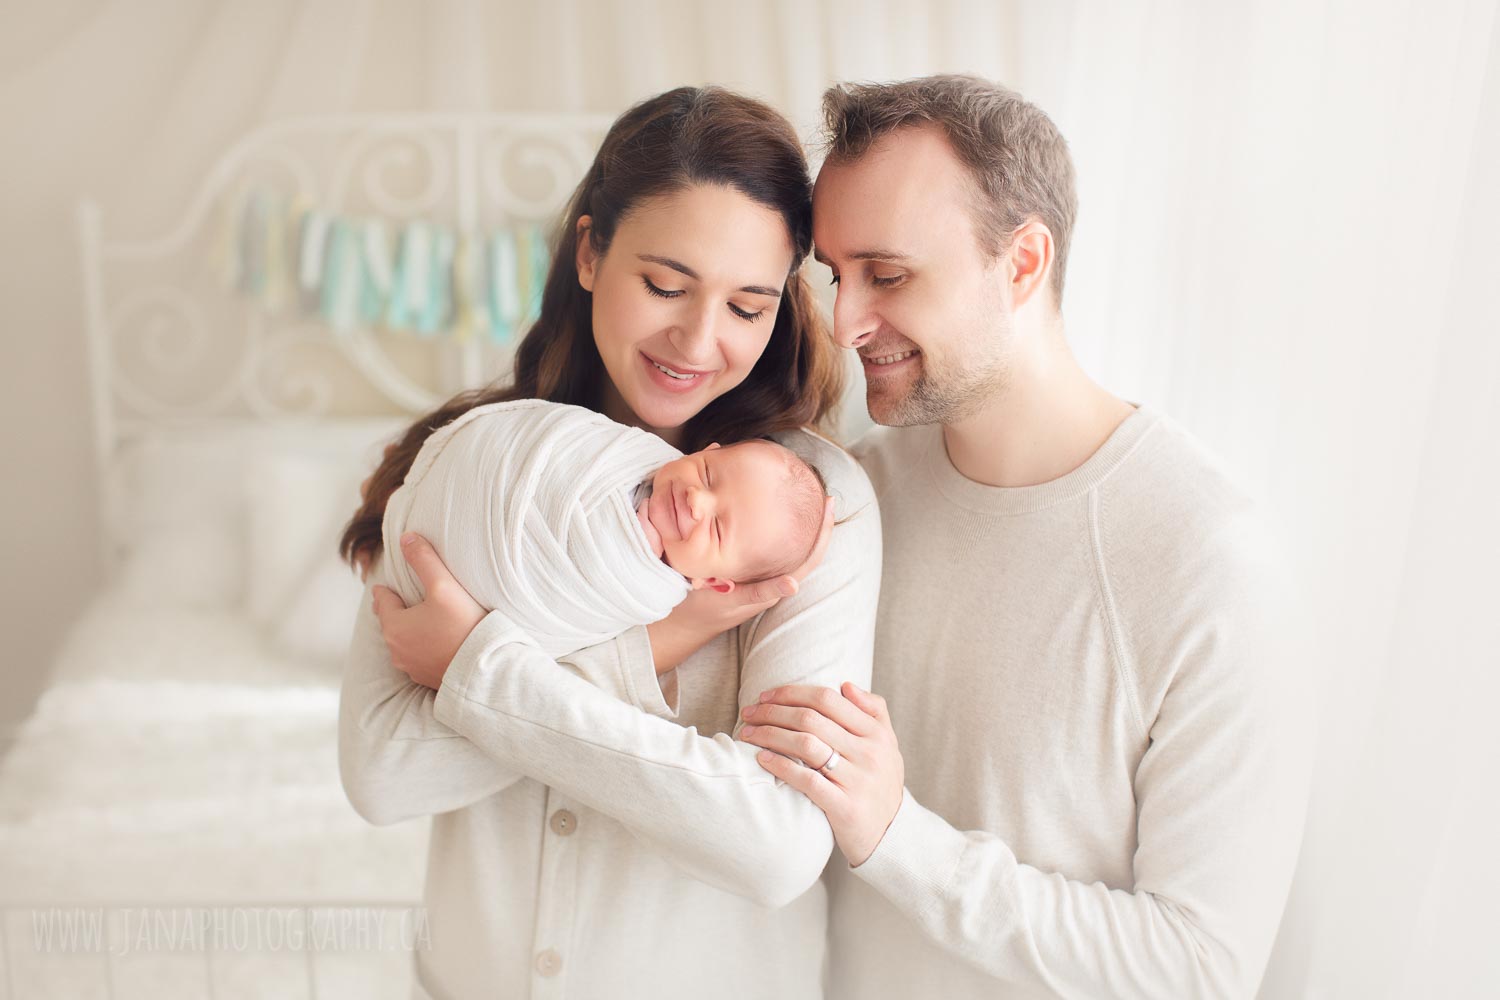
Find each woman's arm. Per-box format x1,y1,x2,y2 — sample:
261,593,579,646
419,436,882,906
338,551,673,826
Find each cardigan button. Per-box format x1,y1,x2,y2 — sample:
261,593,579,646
535,948,563,976
549,809,578,836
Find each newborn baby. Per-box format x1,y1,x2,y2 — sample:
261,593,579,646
635,439,827,596
382,400,827,659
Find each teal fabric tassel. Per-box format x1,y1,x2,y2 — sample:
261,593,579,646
453,232,488,341
386,222,432,332
524,224,550,324
260,193,291,313
489,229,520,343
358,220,394,327
298,209,330,301
320,219,361,332
417,227,455,336
236,190,269,297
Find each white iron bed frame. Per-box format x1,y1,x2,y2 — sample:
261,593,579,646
3,112,611,1000
76,110,611,571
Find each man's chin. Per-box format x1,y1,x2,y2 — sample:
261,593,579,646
866,387,928,427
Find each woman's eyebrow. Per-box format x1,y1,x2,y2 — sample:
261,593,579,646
636,254,781,297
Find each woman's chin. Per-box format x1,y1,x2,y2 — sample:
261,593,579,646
627,385,710,431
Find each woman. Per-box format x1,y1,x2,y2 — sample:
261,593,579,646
338,86,880,999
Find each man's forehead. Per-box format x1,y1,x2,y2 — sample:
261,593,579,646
817,125,966,190
813,126,970,255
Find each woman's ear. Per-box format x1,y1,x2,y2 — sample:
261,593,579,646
575,215,598,292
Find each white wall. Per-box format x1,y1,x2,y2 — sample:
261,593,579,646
0,0,1018,733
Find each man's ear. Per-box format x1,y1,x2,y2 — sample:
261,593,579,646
691,577,735,594
1006,218,1055,311
575,215,598,292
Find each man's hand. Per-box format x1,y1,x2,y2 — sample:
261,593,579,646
371,533,485,690
646,496,836,674
738,681,905,867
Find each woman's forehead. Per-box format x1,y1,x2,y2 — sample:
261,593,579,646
616,184,794,285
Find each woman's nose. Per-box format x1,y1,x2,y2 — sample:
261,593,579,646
670,304,722,366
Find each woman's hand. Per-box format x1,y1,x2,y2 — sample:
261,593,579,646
647,496,837,675
371,534,486,690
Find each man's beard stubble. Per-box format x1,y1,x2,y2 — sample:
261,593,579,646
867,352,1010,427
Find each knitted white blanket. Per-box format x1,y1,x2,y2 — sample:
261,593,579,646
382,400,690,657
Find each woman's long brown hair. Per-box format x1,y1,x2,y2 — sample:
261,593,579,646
339,86,844,571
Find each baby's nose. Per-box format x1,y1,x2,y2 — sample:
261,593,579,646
685,485,710,521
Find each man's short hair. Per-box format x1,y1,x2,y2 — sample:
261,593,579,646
820,74,1078,305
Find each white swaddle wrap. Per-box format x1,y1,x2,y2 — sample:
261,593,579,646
382,400,690,658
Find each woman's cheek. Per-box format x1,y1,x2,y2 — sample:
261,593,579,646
725,326,775,388
595,277,658,352
613,297,657,350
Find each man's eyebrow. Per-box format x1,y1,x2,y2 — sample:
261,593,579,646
812,248,912,265
636,254,781,297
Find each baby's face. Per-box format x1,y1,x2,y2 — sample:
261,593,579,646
642,440,797,592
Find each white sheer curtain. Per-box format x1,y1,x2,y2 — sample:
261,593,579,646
5,1,1497,994
1012,3,1500,997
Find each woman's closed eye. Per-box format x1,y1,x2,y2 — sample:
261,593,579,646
642,275,684,299
642,275,766,323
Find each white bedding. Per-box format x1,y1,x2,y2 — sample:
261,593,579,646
0,420,439,996
0,595,428,999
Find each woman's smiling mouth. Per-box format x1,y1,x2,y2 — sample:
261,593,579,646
642,351,714,393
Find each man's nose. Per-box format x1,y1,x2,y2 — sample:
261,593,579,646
832,285,878,351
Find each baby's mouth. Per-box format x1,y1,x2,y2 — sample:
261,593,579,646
636,495,665,559
649,481,679,543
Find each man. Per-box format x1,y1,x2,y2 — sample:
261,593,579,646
738,75,1313,998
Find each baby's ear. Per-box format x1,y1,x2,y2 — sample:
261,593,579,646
695,577,734,594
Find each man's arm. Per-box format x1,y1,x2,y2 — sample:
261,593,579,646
749,539,1314,997
850,639,1313,998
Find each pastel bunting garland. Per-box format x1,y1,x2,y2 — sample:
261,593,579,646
224,186,549,342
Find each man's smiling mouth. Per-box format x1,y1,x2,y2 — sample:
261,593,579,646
864,349,920,366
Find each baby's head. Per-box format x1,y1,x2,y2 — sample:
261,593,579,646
635,439,827,593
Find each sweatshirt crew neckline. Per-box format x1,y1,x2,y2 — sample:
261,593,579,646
922,403,1162,515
